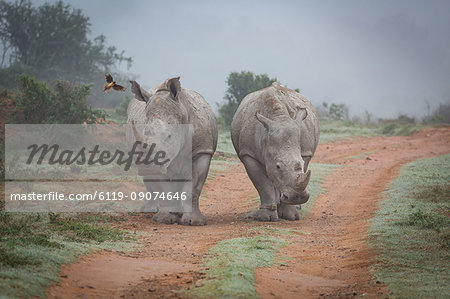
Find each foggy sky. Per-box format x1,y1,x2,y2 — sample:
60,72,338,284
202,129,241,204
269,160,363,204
31,0,450,118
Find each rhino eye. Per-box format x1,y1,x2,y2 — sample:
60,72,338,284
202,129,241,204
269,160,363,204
276,163,281,169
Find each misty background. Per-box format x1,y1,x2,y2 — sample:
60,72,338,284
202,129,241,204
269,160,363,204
21,0,450,118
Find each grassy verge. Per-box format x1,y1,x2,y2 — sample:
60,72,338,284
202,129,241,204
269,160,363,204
249,225,309,236
319,120,425,144
205,128,240,181
369,154,450,298
207,158,239,180
216,129,236,157
0,212,135,298
188,234,288,298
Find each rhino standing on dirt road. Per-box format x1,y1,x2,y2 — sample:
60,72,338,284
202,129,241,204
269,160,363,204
231,82,319,221
127,77,217,225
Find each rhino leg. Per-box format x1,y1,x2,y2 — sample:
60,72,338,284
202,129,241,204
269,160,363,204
241,156,278,221
180,153,210,226
144,181,181,224
152,211,180,224
277,203,300,220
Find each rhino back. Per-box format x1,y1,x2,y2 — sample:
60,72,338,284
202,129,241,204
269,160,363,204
231,84,319,162
127,88,217,157
180,89,218,156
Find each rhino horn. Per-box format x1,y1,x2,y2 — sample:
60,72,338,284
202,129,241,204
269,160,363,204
286,105,308,121
297,170,311,190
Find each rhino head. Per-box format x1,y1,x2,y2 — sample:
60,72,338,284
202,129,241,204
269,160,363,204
130,77,190,175
256,107,311,205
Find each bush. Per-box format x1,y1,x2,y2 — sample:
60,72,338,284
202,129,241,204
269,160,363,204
397,113,415,124
424,102,450,124
115,96,132,117
379,122,422,136
380,123,398,135
404,210,448,232
10,74,106,124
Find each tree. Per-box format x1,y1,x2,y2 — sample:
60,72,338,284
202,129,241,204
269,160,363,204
218,71,277,125
0,0,132,94
317,102,349,121
328,103,349,121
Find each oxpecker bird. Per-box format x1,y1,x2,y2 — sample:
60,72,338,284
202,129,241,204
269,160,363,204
103,73,126,92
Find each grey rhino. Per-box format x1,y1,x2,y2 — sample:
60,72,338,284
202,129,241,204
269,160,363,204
127,77,217,225
231,82,319,221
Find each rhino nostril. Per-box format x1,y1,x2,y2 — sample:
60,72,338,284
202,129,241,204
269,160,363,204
294,161,302,171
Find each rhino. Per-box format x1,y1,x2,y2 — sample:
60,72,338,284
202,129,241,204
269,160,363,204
231,82,319,221
127,77,217,225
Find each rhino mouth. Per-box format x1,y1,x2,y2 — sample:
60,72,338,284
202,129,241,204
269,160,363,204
280,190,310,205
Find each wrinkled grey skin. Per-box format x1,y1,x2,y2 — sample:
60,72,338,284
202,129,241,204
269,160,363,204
127,77,217,225
231,83,319,221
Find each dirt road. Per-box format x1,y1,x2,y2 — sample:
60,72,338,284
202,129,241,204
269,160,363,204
47,127,450,298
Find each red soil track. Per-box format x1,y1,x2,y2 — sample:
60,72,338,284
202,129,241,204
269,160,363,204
46,127,450,298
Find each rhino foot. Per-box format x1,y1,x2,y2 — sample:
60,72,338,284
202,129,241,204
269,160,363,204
277,203,300,220
254,208,279,221
152,211,180,224
180,211,206,226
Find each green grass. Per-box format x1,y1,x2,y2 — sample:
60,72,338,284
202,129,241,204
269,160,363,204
216,128,237,156
0,212,134,298
379,122,424,136
369,154,450,298
188,235,288,299
249,225,309,236
319,120,424,144
208,129,240,179
48,213,128,243
208,158,239,180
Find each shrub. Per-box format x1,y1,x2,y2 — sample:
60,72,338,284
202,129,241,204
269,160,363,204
424,102,450,124
115,96,132,117
10,74,106,124
397,113,416,124
380,123,398,135
404,210,448,232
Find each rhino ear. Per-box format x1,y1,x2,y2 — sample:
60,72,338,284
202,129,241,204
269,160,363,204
286,105,308,121
298,108,308,121
286,105,296,118
255,112,274,130
129,80,151,103
167,76,181,100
